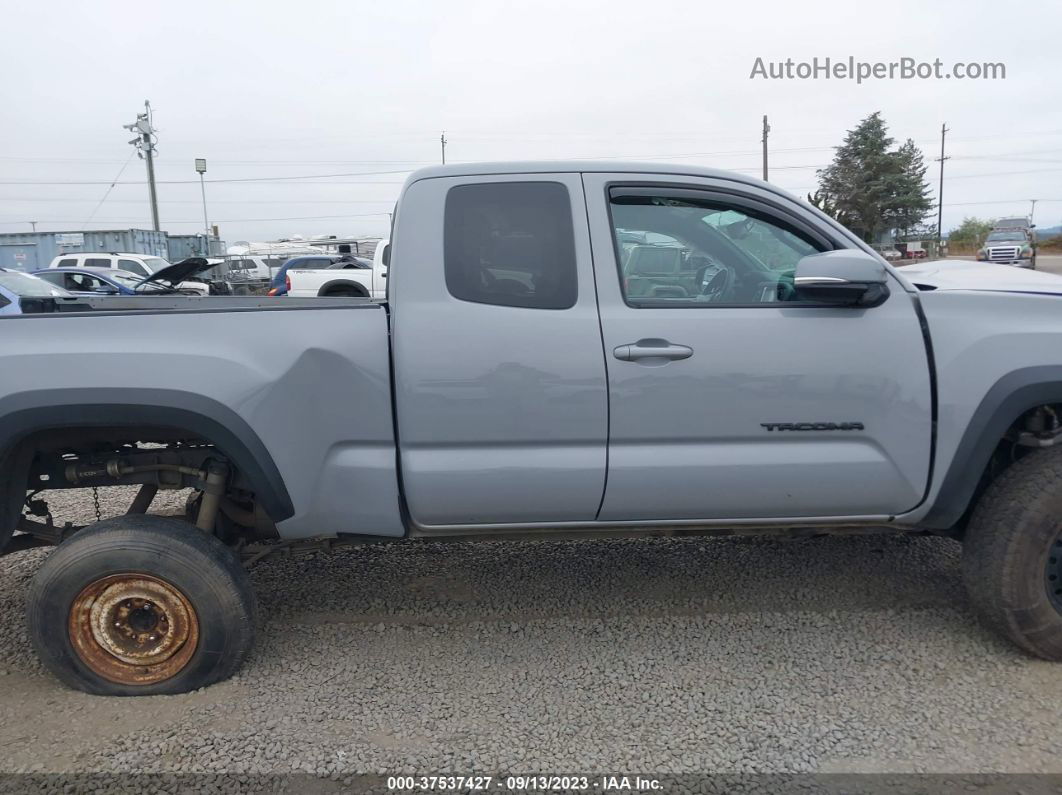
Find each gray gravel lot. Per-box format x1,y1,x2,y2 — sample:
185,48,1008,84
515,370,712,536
0,488,1060,779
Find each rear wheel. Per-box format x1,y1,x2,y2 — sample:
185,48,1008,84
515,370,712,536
27,515,256,695
963,447,1062,660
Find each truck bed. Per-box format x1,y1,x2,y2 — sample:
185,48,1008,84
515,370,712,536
0,296,403,540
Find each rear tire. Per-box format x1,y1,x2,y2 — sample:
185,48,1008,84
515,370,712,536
319,285,367,298
27,515,256,695
963,447,1062,660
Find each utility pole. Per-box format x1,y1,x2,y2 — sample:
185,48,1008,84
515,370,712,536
195,159,210,254
1030,199,1038,224
761,115,770,181
440,131,447,165
28,221,36,233
124,100,160,231
936,123,949,255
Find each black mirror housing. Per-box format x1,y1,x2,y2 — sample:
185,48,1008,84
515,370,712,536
794,250,890,308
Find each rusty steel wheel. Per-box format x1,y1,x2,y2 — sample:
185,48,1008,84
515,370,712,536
68,573,200,686
28,515,256,696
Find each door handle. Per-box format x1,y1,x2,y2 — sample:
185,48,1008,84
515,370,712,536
613,339,694,363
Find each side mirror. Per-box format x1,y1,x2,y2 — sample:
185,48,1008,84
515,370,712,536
93,285,120,295
794,250,890,308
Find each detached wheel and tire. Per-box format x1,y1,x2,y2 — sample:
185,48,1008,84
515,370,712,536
27,515,256,695
963,446,1062,660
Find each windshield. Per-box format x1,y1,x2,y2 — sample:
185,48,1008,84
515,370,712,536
107,271,168,291
986,231,1025,242
142,257,172,273
0,271,71,297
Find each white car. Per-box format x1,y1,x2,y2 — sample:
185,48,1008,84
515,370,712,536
285,240,390,299
47,252,211,295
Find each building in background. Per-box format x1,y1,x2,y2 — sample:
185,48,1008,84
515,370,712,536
0,229,226,271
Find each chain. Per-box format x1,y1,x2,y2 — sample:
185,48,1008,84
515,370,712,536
92,487,102,522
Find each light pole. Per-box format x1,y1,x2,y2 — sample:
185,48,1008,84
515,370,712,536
29,221,37,233
195,158,209,254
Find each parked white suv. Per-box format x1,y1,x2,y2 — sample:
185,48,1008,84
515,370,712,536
47,253,211,295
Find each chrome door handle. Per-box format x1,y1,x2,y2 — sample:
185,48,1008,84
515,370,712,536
613,339,694,362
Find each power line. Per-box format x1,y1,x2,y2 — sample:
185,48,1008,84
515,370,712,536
0,212,391,225
945,198,1062,206
0,169,414,186
81,151,136,227
0,198,398,204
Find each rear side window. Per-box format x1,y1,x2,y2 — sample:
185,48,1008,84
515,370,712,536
35,272,65,287
444,181,577,309
57,258,77,267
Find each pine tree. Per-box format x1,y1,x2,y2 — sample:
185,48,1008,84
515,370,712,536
815,113,933,244
889,138,934,237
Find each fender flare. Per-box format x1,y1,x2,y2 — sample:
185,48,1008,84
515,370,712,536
0,388,294,523
921,366,1062,529
316,279,369,297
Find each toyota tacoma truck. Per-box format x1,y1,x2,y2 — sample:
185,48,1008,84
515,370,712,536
3,162,1062,696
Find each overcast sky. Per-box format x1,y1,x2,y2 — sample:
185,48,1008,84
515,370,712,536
1,0,1060,244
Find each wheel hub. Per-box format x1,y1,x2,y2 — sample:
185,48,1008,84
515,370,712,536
68,573,199,685
1047,534,1062,613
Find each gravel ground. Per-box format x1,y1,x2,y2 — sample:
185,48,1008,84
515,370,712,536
1,488,1060,781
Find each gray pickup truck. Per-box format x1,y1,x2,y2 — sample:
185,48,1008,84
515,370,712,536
4,162,1062,695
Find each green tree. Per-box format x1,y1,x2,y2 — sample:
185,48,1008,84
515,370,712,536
948,217,995,246
815,113,933,244
889,138,934,236
806,189,853,228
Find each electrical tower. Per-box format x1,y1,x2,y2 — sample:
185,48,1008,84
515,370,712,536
124,101,160,231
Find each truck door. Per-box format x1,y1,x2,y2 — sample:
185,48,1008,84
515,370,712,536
391,174,608,528
583,173,933,522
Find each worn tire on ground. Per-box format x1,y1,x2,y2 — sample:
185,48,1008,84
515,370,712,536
27,514,257,695
963,446,1062,660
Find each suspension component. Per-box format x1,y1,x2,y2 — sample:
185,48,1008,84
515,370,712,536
194,462,229,532
1015,406,1062,448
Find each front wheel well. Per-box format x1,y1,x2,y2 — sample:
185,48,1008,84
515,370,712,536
941,402,1062,538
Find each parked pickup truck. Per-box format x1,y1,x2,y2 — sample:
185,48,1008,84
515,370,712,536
284,239,390,299
4,162,1062,696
